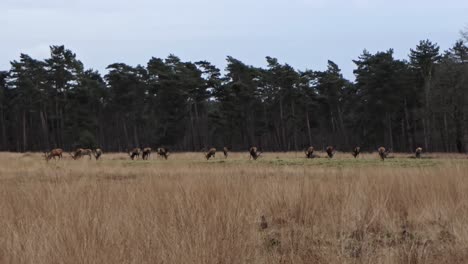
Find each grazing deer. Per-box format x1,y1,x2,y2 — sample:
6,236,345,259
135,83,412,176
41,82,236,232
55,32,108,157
93,148,103,160
352,147,360,158
205,148,216,160
326,146,335,158
71,148,93,160
142,147,152,160
378,147,390,161
305,146,314,159
223,147,229,159
44,148,63,161
157,147,169,160
249,147,261,160
129,148,141,160
415,147,423,158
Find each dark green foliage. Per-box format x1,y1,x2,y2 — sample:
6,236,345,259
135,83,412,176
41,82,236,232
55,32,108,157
76,130,96,149
0,37,467,152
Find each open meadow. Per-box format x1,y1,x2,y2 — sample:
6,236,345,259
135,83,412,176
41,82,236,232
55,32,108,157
1,151,468,263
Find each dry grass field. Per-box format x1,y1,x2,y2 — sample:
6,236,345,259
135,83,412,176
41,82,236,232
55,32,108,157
1,151,468,263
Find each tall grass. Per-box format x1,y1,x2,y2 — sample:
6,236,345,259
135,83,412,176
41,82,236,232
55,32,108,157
1,152,467,263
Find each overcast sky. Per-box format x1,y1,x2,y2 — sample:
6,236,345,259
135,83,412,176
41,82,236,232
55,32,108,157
1,0,467,79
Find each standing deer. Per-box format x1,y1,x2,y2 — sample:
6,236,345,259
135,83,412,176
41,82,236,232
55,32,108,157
71,148,93,160
205,148,216,160
378,147,390,161
415,147,423,158
326,146,335,158
157,147,169,160
223,147,229,159
305,146,314,159
44,148,63,161
129,148,141,160
93,148,103,160
249,147,261,160
142,147,152,160
352,147,360,158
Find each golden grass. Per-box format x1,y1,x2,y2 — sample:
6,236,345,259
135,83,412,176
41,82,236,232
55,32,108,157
1,151,468,263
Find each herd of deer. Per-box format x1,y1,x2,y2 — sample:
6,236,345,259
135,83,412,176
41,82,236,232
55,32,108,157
43,148,103,161
127,147,169,160
43,146,424,162
305,146,423,160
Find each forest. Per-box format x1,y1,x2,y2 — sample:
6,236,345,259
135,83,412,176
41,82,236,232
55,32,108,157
0,31,467,153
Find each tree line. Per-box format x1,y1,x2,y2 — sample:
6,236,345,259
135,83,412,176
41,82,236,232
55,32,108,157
1,32,467,153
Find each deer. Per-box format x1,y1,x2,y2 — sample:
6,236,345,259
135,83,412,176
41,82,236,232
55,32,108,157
249,147,261,160
352,147,360,158
157,147,169,160
71,148,93,160
326,146,335,158
44,148,63,161
305,146,315,159
142,147,152,160
205,148,216,160
223,147,229,159
128,148,141,160
415,147,423,158
93,148,103,160
378,147,390,161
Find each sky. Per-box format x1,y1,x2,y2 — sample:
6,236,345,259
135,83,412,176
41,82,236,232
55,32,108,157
1,0,467,79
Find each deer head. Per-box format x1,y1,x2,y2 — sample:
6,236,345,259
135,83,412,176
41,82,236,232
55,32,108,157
205,148,216,160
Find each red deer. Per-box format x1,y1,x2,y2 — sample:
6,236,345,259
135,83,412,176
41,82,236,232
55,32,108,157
326,146,335,158
71,148,93,160
352,147,360,158
129,148,141,160
205,148,216,160
93,148,103,160
223,147,229,159
157,147,169,160
142,147,152,160
415,147,423,158
44,148,63,161
249,147,261,160
378,147,390,161
305,146,314,158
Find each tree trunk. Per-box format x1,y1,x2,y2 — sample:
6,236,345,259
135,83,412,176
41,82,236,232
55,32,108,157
422,119,429,152
401,119,405,151
40,110,50,150
424,76,432,151
386,113,394,151
291,100,297,151
60,108,65,149
0,107,6,150
133,122,139,147
189,106,196,151
454,107,465,153
279,97,286,151
404,98,414,152
443,112,449,152
22,110,27,152
194,102,203,150
122,119,130,149
55,100,60,148
305,108,312,146
337,105,348,149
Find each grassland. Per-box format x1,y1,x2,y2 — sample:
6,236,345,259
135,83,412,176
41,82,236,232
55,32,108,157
1,151,468,263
